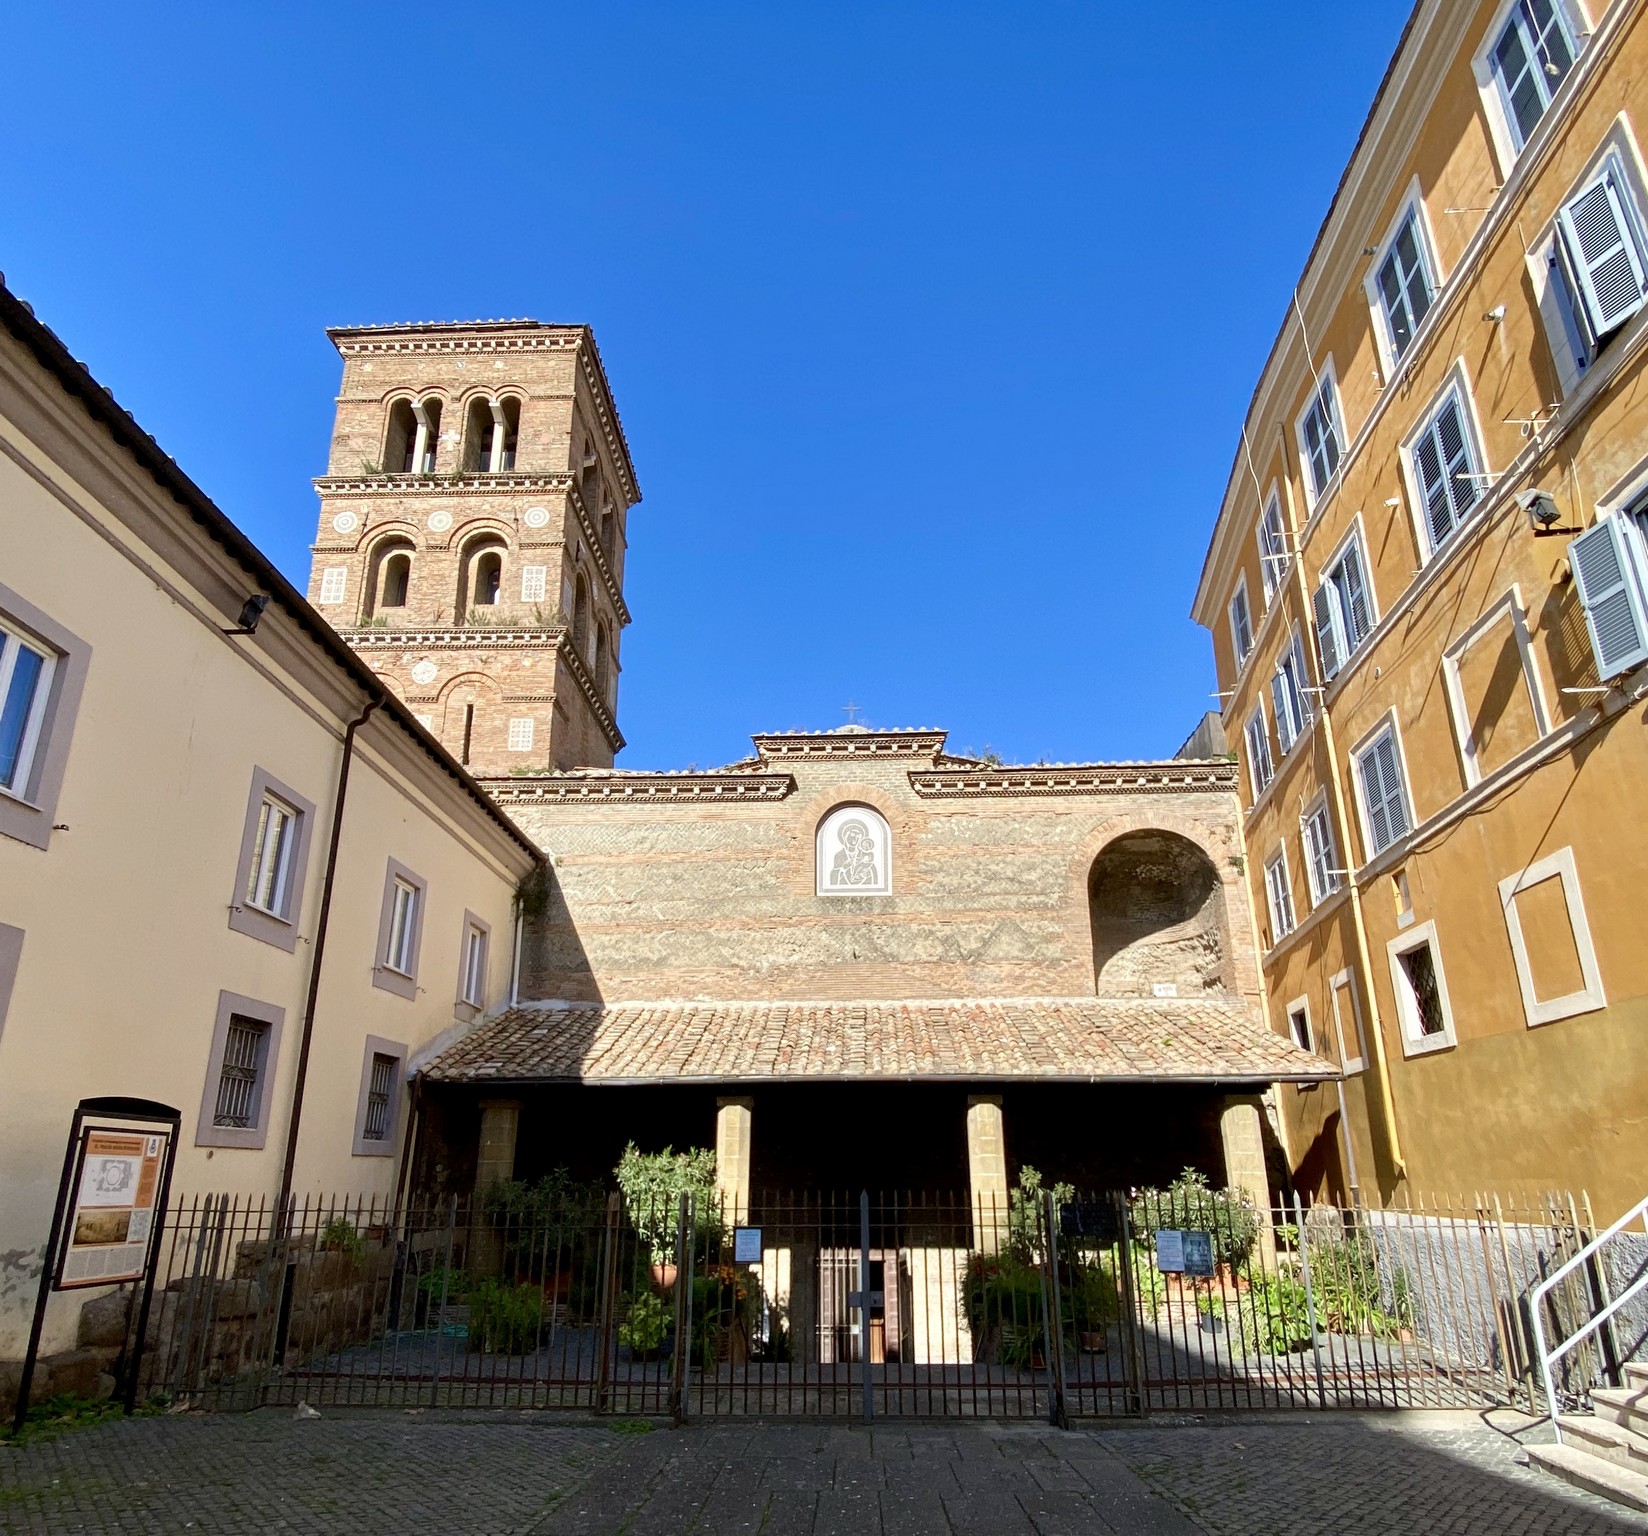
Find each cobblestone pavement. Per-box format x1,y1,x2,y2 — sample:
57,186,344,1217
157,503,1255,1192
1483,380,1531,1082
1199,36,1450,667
0,1406,1641,1535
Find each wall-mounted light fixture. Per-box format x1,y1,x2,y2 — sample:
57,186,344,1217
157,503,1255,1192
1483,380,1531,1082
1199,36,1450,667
222,593,270,636
1516,489,1565,536
1484,304,1507,323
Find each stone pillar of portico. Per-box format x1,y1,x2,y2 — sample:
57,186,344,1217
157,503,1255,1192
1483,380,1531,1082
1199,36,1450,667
715,1096,754,1227
966,1095,1009,1255
471,1098,522,1274
1220,1094,1276,1266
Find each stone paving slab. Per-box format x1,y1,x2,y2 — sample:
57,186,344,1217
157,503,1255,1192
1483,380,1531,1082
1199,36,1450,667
0,1406,1642,1534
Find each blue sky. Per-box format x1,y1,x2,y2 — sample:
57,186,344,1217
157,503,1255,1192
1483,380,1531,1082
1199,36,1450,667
3,3,1410,769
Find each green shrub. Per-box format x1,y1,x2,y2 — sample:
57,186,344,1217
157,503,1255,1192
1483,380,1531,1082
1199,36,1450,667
1006,1165,1074,1264
468,1279,543,1354
1128,1168,1260,1270
1065,1258,1121,1333
1307,1231,1414,1339
1235,1271,1313,1355
614,1144,719,1266
618,1291,670,1356
319,1217,365,1260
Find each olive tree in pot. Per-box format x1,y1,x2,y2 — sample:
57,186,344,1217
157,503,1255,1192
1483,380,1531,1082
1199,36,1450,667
614,1144,719,1289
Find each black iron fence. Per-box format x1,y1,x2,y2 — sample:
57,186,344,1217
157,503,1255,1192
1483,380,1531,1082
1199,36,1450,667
125,1185,1632,1420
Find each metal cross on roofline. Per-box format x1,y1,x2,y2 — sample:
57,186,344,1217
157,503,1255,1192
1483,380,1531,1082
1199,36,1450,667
841,701,862,725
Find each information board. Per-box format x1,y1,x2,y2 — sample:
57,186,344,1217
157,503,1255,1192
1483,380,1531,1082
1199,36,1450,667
1180,1230,1215,1278
57,1127,169,1289
733,1227,763,1264
1155,1229,1185,1272
1059,1202,1119,1244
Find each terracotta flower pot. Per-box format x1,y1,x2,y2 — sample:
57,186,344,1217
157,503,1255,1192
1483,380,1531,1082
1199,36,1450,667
1078,1330,1108,1353
651,1262,678,1291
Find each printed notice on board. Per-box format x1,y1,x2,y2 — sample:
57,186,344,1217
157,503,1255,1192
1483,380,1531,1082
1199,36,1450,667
58,1130,167,1289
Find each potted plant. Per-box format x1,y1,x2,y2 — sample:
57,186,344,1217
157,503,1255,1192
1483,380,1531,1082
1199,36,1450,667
614,1144,719,1287
618,1291,670,1361
1196,1288,1225,1334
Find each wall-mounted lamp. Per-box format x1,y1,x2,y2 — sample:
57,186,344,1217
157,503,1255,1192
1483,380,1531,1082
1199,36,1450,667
221,593,269,636
1516,489,1565,536
1484,304,1507,323
1383,496,1403,508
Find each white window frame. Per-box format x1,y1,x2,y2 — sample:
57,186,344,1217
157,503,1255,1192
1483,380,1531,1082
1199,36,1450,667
0,615,57,804
1284,994,1313,1053
1441,586,1551,787
244,794,298,917
507,717,535,752
521,565,548,603
1313,518,1377,682
1387,920,1458,1056
1300,792,1342,907
1400,363,1491,562
1472,0,1587,176
318,566,348,606
1264,844,1296,945
1295,361,1346,508
1330,967,1367,1074
1498,845,1606,1027
1363,182,1442,372
373,858,427,999
1228,576,1255,671
1257,488,1290,602
458,912,491,1011
1350,715,1415,864
1244,701,1275,801
1271,629,1311,755
387,882,418,973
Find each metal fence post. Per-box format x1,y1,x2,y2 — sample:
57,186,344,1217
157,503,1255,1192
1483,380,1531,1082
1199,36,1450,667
1292,1192,1327,1410
859,1190,873,1425
594,1192,621,1415
1113,1190,1146,1416
671,1192,692,1424
1041,1191,1068,1429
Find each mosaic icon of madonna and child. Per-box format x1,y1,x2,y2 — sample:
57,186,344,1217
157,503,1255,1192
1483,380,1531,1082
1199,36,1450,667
829,818,881,889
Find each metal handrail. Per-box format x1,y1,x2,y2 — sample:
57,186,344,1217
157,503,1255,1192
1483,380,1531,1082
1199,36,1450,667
1529,1193,1648,1443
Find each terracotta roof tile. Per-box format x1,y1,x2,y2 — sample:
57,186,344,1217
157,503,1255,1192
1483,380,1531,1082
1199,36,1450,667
420,998,1335,1086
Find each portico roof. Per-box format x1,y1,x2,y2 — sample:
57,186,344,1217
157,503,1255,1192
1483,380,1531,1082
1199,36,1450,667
418,998,1337,1087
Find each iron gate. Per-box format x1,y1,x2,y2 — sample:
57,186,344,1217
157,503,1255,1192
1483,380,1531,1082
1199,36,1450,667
123,1185,1619,1419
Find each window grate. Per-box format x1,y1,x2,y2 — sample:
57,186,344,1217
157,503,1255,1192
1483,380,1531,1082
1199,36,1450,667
213,1018,267,1128
1400,945,1447,1036
363,1053,396,1141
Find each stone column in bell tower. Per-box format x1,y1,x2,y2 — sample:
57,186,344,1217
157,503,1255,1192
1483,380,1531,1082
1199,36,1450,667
305,319,640,775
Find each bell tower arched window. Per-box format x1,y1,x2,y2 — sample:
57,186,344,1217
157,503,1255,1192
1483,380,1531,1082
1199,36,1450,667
594,621,610,699
455,535,507,620
385,398,442,474
363,537,415,620
464,396,521,473
572,576,591,659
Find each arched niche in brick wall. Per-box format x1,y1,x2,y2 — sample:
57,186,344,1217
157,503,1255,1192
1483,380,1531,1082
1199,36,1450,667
1087,829,1230,998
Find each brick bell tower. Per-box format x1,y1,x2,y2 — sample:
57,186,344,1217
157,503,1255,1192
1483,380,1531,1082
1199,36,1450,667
306,319,638,774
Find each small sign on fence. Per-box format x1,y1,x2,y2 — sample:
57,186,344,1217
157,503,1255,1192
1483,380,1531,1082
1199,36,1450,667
1060,1201,1119,1243
1156,1229,1215,1277
733,1227,763,1264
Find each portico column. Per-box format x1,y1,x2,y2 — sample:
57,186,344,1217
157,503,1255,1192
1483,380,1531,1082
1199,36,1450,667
472,1098,521,1274
966,1095,1009,1255
715,1096,753,1226
1220,1094,1276,1265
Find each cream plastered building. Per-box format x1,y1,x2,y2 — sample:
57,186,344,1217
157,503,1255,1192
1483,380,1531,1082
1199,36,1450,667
0,282,540,1371
1192,0,1648,1218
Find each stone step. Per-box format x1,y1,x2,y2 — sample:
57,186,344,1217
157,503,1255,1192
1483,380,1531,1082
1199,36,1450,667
1623,1360,1648,1390
1593,1385,1648,1436
1526,1441,1648,1513
1561,1414,1648,1472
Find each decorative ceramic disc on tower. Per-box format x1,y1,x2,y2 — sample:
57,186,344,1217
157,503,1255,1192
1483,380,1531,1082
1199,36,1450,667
331,511,358,534
410,660,438,686
427,510,453,533
523,506,551,529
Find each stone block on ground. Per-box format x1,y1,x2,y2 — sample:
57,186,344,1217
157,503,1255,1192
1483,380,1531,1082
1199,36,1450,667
76,1289,134,1349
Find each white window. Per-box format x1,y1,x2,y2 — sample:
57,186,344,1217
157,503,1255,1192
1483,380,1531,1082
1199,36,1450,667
318,566,348,606
386,879,419,975
1301,796,1342,906
1257,493,1289,601
1264,846,1296,944
1407,381,1486,558
1297,372,1344,504
1570,512,1648,678
507,717,535,751
244,794,297,916
1330,968,1367,1074
1387,921,1457,1055
1370,203,1437,364
1244,703,1274,799
521,565,548,603
1486,0,1578,155
1285,996,1312,1052
1270,631,1311,754
462,924,487,1007
1550,158,1648,374
1229,578,1255,669
0,618,56,799
1313,526,1375,680
1354,723,1413,858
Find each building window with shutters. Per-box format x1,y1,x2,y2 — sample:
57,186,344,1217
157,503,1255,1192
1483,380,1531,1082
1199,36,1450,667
1403,375,1488,561
1312,523,1376,681
1270,631,1311,754
1536,149,1648,394
1387,921,1457,1056
1296,367,1345,506
1243,703,1274,801
352,1036,407,1156
1476,0,1580,165
196,991,285,1149
1569,511,1648,681
1365,192,1438,367
1228,577,1254,670
1264,845,1296,946
1301,794,1342,904
1256,492,1290,602
1285,996,1313,1052
1352,720,1414,860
